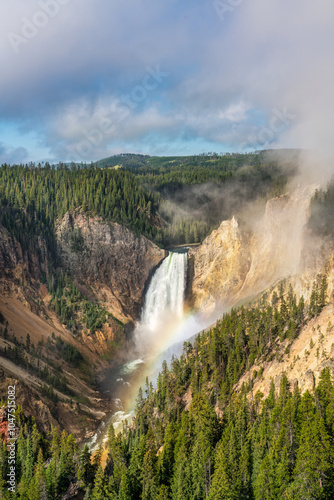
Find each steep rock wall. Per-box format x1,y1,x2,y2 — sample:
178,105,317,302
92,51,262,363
0,215,166,438
235,303,334,399
187,217,250,314
0,225,47,285
56,212,166,321
188,186,325,313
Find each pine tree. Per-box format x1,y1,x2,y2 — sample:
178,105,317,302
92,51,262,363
158,421,176,487
91,465,108,500
107,425,127,491
319,275,327,309
33,448,47,500
254,455,275,500
118,473,131,500
46,459,56,499
142,448,159,500
127,435,147,498
171,447,192,500
78,445,95,487
209,439,238,500
292,412,333,498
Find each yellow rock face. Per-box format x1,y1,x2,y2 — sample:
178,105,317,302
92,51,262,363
188,186,326,314
188,216,250,314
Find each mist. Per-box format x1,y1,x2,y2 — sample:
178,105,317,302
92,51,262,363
158,149,301,244
231,1,334,182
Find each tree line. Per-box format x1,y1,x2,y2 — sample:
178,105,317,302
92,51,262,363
0,163,161,256
0,151,298,255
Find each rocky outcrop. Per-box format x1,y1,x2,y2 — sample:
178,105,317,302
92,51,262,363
0,225,49,317
0,211,166,323
0,226,48,286
0,214,166,439
0,226,22,276
56,212,166,320
188,217,250,314
0,225,29,298
188,187,320,313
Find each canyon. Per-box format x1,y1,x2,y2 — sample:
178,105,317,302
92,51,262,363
0,184,333,442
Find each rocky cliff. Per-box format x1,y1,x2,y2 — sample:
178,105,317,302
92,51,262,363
0,225,45,287
56,212,166,321
188,186,322,313
187,217,250,314
235,303,334,399
0,214,166,439
188,185,334,403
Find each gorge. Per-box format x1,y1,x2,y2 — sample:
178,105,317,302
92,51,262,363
1,155,334,498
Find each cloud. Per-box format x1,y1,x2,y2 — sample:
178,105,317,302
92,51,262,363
0,143,28,164
0,0,333,163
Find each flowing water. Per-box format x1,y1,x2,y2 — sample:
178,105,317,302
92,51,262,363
88,251,188,449
141,251,187,329
135,251,188,356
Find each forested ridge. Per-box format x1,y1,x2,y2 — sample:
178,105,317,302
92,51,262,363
0,150,299,253
95,150,299,193
1,278,333,499
122,150,294,193
0,162,160,344
2,152,334,499
0,163,161,254
96,150,299,245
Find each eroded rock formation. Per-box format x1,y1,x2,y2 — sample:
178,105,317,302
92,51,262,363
56,212,166,321
188,187,325,313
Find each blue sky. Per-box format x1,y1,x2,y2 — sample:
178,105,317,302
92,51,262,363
1,0,334,164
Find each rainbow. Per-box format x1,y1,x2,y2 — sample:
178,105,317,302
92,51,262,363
111,310,212,433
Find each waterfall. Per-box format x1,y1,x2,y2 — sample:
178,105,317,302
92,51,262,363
88,251,188,450
89,251,188,450
141,251,187,331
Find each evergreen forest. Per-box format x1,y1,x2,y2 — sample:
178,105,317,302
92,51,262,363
1,278,334,499
0,150,299,252
1,152,334,498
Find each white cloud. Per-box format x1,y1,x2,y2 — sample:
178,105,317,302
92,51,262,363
0,0,333,163
0,143,28,164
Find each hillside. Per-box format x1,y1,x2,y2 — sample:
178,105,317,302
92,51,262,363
1,256,333,498
77,180,334,498
0,204,165,438
0,160,334,498
187,185,317,313
96,150,300,246
90,236,334,499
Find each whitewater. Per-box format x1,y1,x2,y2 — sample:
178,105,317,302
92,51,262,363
142,252,187,327
88,251,189,448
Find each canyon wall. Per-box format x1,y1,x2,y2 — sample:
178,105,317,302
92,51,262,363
56,212,166,321
0,214,166,438
188,187,333,314
188,187,334,402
